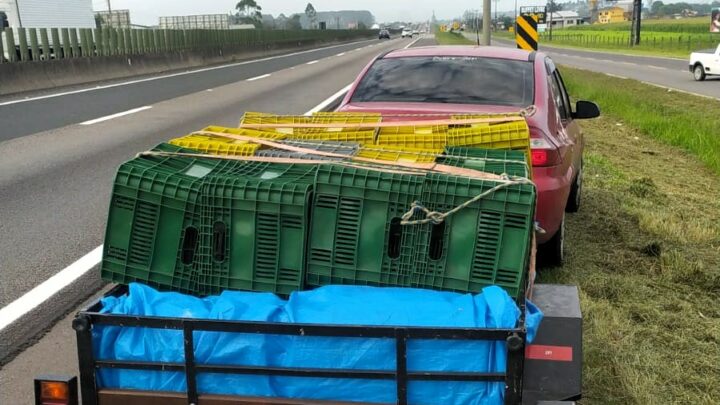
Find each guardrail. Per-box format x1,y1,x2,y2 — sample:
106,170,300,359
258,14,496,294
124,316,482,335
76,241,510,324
0,27,375,63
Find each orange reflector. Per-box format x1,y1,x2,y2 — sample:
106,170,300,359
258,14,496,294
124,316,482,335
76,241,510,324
40,381,69,401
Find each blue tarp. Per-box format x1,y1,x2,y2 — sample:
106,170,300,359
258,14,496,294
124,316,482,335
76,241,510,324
95,283,543,405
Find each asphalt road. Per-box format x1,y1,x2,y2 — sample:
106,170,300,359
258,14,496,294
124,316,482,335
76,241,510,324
0,35,422,403
489,36,720,100
2,32,712,402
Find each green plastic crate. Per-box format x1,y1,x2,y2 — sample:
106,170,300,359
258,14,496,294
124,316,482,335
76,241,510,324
101,143,246,294
306,165,425,288
409,173,536,298
440,147,530,178
197,163,317,296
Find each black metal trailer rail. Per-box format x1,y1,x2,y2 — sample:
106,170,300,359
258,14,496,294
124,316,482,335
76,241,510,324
74,285,527,405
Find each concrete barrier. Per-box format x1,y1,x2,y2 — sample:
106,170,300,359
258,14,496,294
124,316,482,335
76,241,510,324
0,37,372,96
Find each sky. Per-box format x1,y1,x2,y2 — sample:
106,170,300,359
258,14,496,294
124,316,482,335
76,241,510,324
94,0,555,26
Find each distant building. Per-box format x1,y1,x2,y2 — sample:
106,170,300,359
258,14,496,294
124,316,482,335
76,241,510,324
159,14,230,30
0,0,95,28
597,6,627,23
548,11,586,29
299,10,374,29
95,9,131,28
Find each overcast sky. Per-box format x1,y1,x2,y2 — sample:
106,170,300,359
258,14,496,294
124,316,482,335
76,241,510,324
95,0,557,26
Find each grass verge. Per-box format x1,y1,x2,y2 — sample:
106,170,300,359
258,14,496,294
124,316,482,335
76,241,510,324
434,31,474,45
561,67,720,175
546,69,720,403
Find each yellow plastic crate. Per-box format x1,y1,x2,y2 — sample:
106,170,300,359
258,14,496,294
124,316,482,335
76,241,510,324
169,126,286,156
287,131,376,144
241,112,382,136
356,145,442,163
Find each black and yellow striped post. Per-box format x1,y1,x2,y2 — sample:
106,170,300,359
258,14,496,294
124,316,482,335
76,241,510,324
515,15,539,51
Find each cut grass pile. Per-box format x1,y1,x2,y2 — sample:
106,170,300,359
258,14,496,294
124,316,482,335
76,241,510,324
434,31,474,45
546,68,720,403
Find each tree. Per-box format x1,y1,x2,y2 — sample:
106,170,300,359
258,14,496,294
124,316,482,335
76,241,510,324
651,1,664,15
305,3,317,29
547,0,563,13
287,14,302,30
236,0,262,26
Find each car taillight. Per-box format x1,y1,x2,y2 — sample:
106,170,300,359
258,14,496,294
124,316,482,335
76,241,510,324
529,129,561,167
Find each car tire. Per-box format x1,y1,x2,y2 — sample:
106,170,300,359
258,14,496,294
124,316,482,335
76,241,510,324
565,160,583,213
693,64,706,81
539,214,565,267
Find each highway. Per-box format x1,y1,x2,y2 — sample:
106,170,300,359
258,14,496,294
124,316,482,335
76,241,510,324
490,36,720,100
0,32,714,403
0,36,422,402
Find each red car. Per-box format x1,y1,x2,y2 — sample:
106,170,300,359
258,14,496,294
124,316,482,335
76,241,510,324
337,46,600,265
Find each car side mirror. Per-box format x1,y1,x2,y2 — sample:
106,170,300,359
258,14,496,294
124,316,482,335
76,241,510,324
572,100,600,119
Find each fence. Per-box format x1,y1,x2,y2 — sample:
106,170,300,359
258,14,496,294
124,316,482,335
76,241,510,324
542,32,719,52
0,27,374,63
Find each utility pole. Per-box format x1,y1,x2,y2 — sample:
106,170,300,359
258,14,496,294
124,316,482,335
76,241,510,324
630,0,642,45
106,0,113,28
476,11,481,45
482,0,491,45
494,0,498,28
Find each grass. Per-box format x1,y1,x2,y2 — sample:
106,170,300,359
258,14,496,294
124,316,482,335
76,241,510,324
545,68,720,403
541,17,717,57
561,67,720,175
434,31,474,45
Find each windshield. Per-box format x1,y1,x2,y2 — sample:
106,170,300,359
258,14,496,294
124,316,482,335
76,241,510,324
351,56,534,106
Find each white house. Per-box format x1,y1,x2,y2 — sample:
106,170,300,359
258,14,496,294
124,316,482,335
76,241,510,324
0,0,95,28
548,10,586,29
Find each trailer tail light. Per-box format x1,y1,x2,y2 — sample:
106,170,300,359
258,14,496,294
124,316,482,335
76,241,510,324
34,376,78,405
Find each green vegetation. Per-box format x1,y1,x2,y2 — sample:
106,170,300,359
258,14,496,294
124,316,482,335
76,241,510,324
542,18,719,57
545,67,720,403
434,31,474,45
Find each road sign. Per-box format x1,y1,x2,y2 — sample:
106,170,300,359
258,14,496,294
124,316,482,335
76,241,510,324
520,6,547,24
516,15,539,51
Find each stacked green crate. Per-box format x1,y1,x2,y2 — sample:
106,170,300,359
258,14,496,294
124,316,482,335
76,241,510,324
306,165,425,287
410,173,536,298
101,143,245,294
439,147,530,178
197,163,318,295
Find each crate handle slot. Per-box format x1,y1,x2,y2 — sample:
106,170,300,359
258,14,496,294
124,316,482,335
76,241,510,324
388,218,403,259
213,222,227,262
429,222,446,261
181,226,199,265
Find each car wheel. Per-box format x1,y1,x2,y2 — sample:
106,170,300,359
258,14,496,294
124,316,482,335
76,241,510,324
539,214,565,267
565,160,583,213
693,64,706,81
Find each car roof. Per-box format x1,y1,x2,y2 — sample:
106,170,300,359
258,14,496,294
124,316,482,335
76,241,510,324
382,45,539,62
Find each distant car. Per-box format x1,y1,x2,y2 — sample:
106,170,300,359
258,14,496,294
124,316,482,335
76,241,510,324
338,46,601,265
412,30,419,36
689,44,720,81
378,29,391,40
401,29,413,38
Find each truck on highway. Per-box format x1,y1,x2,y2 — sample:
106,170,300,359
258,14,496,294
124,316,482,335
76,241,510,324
689,44,720,81
33,46,599,405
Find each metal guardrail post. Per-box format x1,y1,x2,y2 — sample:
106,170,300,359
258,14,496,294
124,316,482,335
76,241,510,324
60,28,70,59
18,27,29,61
69,28,80,58
28,28,39,61
40,29,51,59
50,28,60,60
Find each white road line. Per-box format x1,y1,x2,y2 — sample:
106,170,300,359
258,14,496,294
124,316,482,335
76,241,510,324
306,60,319,65
0,83,359,332
336,52,346,56
304,83,353,116
647,65,667,70
246,73,271,81
639,81,720,101
0,39,374,107
79,106,152,125
604,73,629,80
404,36,422,49
0,246,103,332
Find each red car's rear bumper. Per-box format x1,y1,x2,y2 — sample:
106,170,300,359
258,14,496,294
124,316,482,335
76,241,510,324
533,165,573,244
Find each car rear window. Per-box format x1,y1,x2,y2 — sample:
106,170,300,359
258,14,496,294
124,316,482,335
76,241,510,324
351,56,534,107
